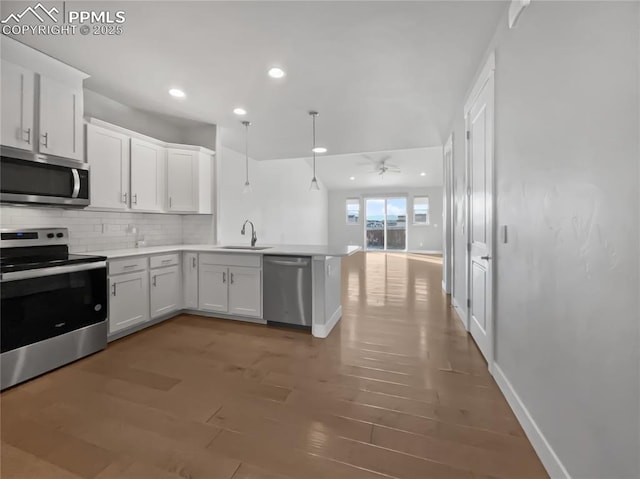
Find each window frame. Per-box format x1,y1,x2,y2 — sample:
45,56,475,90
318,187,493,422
412,195,430,225
345,197,361,225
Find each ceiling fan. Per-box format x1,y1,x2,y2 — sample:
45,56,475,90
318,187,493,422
359,154,402,176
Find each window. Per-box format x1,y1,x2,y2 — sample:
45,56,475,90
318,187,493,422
346,198,360,224
413,196,429,224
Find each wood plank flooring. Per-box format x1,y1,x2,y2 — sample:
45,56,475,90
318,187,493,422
0,252,547,478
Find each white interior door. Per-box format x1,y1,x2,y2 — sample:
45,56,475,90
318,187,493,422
443,135,454,294
466,65,495,368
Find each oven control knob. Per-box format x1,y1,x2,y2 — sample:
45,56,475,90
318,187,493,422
47,233,54,238
56,233,64,238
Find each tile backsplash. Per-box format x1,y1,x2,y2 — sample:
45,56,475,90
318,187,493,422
0,206,215,252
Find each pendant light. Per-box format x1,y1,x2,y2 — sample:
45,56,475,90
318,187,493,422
309,111,321,191
242,120,252,194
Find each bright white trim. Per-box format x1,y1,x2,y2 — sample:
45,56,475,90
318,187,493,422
464,52,496,116
493,365,571,479
312,305,342,338
452,296,468,331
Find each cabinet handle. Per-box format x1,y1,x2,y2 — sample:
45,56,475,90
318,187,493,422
222,272,226,283
161,259,172,264
192,257,196,268
112,283,116,296
123,192,128,204
123,264,137,269
132,194,138,205
169,197,172,208
230,272,234,284
152,275,157,287
23,128,31,145
41,132,48,148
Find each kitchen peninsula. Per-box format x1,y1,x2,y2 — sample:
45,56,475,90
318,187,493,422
90,244,360,341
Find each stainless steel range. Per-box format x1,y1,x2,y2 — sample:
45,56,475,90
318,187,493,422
0,228,107,390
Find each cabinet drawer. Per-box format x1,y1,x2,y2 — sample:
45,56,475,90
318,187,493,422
109,257,148,275
150,253,179,269
199,253,261,268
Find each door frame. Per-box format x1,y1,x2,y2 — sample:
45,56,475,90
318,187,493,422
362,194,409,252
464,52,496,374
443,134,454,294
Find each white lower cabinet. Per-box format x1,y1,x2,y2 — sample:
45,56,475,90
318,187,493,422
198,254,262,318
199,264,229,313
183,253,198,309
150,265,181,318
108,251,263,339
228,266,262,317
109,271,149,334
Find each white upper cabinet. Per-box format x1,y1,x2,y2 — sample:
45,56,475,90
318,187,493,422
1,61,35,150
39,75,83,160
86,124,130,210
167,148,198,212
130,138,165,212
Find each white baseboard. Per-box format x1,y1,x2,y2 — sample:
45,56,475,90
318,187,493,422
407,250,443,255
312,305,342,339
451,296,468,330
493,365,570,479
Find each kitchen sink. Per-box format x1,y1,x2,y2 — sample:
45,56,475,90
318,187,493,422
220,245,272,250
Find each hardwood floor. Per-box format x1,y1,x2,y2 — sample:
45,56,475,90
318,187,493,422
1,252,547,479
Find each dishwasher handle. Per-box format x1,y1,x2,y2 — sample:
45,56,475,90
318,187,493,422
265,258,310,267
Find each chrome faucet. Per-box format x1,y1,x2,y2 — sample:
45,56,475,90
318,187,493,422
241,220,257,247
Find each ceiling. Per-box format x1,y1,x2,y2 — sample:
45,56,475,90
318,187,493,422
315,146,443,190
2,1,506,159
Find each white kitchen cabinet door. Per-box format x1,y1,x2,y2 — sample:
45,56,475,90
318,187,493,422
198,264,228,313
228,266,262,318
1,61,35,150
39,75,83,160
130,138,165,212
109,271,149,334
167,149,198,212
86,124,130,210
183,253,198,309
150,265,181,318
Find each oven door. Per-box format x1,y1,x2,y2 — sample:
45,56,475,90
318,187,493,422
0,148,90,207
0,262,107,354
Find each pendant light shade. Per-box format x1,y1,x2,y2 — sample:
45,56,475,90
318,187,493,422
309,111,321,191
242,121,252,194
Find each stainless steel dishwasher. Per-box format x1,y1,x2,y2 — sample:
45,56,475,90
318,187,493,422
263,255,312,329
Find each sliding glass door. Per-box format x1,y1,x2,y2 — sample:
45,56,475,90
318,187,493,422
365,197,407,251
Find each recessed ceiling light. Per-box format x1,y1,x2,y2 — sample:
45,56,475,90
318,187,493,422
169,88,185,98
312,146,327,153
268,67,286,79
420,172,426,176
233,107,247,115
349,176,355,180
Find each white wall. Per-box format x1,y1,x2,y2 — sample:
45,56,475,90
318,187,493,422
217,147,328,246
328,187,443,252
84,90,216,149
450,2,639,478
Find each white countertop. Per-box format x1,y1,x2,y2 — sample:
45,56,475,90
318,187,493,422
84,244,361,259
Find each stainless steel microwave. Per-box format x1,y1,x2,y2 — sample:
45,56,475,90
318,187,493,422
0,146,90,207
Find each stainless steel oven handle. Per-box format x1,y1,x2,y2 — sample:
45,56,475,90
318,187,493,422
266,259,310,267
1,261,106,282
71,169,81,198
